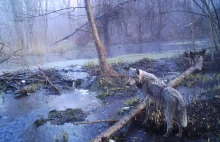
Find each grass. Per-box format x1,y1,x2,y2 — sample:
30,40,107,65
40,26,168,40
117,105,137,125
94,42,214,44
124,97,139,106
16,84,39,95
205,86,220,97
84,60,98,68
62,130,68,142
55,135,59,142
181,73,220,89
97,86,130,98
181,73,213,88
83,51,180,69
118,107,126,115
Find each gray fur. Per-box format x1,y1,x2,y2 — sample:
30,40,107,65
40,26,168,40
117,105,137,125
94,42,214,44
128,67,187,137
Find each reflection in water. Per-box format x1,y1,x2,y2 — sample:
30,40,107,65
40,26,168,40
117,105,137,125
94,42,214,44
0,39,210,72
0,89,102,142
0,39,211,141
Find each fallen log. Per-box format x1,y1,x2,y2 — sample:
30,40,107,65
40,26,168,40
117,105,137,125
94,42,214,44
167,54,204,88
91,55,204,142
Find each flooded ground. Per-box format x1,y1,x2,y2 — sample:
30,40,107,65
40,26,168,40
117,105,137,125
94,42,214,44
0,38,210,73
0,39,217,142
0,61,215,142
0,89,104,142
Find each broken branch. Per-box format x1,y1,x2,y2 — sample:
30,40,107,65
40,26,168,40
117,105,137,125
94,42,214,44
39,68,61,94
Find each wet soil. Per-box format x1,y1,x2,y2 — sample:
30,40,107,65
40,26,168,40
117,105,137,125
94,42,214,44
35,108,87,126
83,51,220,141
1,50,220,142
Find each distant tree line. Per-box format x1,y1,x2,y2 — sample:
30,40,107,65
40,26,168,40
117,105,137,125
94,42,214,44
0,0,220,68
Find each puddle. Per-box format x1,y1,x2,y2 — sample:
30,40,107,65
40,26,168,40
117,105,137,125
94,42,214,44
0,89,103,142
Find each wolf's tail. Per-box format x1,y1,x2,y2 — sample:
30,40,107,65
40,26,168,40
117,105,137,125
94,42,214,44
178,105,187,128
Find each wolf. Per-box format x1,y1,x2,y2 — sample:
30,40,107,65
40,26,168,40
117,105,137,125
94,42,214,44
127,67,187,137
184,49,206,66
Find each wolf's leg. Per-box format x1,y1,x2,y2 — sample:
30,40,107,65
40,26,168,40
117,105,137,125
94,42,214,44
176,121,183,137
176,107,187,137
143,97,150,125
144,97,150,116
164,101,176,138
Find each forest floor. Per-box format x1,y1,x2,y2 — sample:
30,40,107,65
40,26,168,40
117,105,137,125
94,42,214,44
84,51,220,142
1,50,220,142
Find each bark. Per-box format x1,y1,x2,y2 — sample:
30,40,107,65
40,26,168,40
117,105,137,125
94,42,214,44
84,0,116,75
24,0,34,46
184,0,195,51
91,56,205,142
201,0,218,51
103,20,111,57
11,0,28,49
91,103,146,142
44,0,48,39
210,0,220,44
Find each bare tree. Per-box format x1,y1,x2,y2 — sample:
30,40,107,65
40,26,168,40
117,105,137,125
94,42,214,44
95,0,113,57
184,0,196,51
202,0,218,51
193,0,219,51
10,0,29,49
0,42,21,64
84,0,117,75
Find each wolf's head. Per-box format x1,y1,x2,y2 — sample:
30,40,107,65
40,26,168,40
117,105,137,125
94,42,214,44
127,67,143,86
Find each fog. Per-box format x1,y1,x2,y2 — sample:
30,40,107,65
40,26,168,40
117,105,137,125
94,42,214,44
0,0,219,69
1,1,220,141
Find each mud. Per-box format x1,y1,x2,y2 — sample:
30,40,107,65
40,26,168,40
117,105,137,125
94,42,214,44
111,52,220,142
35,108,87,126
1,50,220,142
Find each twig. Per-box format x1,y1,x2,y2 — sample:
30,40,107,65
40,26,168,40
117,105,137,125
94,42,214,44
39,68,61,94
50,0,136,46
0,48,22,64
73,119,118,125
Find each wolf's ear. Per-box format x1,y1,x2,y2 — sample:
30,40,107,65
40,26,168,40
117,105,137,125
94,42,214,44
136,69,140,75
201,49,206,56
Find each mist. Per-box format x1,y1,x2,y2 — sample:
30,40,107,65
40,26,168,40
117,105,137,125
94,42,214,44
0,0,219,66
1,1,220,141
0,0,219,72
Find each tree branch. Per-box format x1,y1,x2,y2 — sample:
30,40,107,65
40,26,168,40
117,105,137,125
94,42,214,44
50,0,136,46
21,7,85,20
0,48,22,64
162,10,208,17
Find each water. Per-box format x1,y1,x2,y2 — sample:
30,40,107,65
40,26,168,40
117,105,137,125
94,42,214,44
0,89,103,142
0,38,212,141
0,38,211,73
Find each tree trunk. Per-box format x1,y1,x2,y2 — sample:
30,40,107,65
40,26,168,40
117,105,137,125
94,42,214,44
84,0,116,75
103,20,111,57
184,0,195,51
91,56,205,142
210,0,220,44
11,0,28,49
201,0,218,51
